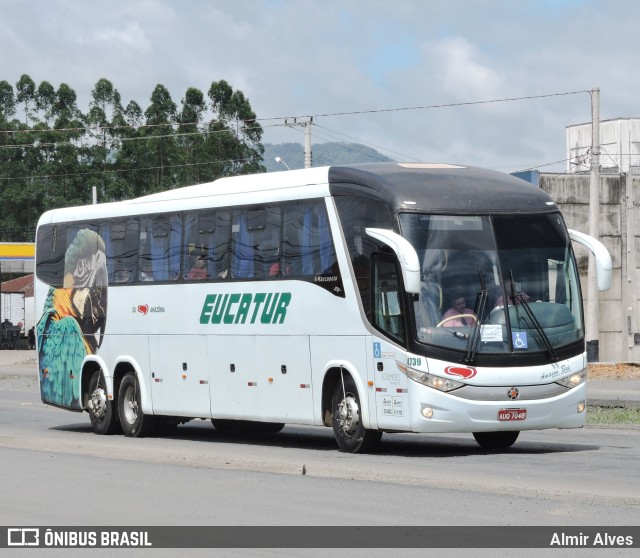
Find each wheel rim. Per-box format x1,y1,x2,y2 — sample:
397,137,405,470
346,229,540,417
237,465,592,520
122,384,139,425
337,394,360,437
89,386,107,421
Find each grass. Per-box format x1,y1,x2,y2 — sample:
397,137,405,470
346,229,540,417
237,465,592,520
586,406,640,426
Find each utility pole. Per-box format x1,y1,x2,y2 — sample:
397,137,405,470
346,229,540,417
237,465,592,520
587,88,600,362
304,118,313,168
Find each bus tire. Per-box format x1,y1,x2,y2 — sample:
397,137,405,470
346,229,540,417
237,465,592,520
87,370,119,435
331,375,381,453
118,372,157,437
473,431,519,449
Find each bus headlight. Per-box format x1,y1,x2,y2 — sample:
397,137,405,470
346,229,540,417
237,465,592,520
556,370,588,389
397,362,464,392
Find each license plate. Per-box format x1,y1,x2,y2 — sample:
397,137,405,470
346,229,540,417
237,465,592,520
498,408,527,421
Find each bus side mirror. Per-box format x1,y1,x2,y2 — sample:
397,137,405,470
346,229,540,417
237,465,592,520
568,229,612,291
365,228,421,294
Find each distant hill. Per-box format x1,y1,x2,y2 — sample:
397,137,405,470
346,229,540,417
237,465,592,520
263,142,394,172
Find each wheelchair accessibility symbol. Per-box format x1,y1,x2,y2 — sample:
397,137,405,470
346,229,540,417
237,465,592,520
512,332,528,349
373,342,382,358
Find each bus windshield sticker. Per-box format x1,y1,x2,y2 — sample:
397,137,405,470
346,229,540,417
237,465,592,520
512,332,528,349
480,324,502,343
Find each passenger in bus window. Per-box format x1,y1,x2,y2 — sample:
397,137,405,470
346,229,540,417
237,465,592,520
188,255,208,280
440,293,476,327
268,261,291,277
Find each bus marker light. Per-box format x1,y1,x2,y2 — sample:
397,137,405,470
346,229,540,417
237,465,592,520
376,387,387,392
577,401,586,413
268,377,273,383
300,383,310,389
248,382,257,387
421,407,434,419
199,380,208,385
368,380,374,387
396,388,408,393
181,374,187,380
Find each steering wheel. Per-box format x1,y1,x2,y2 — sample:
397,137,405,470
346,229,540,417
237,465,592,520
436,313,478,327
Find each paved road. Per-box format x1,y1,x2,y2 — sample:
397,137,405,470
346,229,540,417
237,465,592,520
1,352,639,557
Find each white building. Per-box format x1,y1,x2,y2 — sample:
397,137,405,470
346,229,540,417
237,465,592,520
566,117,640,173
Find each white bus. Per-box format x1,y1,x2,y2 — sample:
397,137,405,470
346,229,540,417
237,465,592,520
34,163,611,453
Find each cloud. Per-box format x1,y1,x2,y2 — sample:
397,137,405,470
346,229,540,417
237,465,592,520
1,0,639,173
85,22,153,53
432,37,506,102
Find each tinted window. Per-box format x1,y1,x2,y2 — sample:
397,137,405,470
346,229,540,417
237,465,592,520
139,215,181,282
183,210,231,281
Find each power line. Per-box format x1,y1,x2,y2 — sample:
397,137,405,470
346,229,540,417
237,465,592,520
1,89,589,137
0,156,256,183
258,90,591,122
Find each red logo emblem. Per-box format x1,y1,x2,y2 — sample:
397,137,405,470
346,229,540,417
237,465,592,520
137,304,149,315
444,366,477,379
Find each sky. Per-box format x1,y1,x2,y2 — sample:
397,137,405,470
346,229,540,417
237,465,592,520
0,0,637,173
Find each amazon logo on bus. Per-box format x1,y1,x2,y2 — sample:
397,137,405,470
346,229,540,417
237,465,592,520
199,292,292,325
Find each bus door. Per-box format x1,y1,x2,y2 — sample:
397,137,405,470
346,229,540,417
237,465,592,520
371,255,411,430
256,335,314,423
148,335,211,417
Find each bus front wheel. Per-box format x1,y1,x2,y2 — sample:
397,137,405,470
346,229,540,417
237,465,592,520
473,431,519,449
331,375,381,453
118,372,157,437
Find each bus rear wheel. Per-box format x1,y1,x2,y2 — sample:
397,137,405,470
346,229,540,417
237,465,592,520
118,372,157,437
331,375,381,453
87,370,119,435
473,431,519,449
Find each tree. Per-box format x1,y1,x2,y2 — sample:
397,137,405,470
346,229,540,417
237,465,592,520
36,81,56,125
0,80,16,121
143,84,178,192
86,79,125,202
176,87,206,185
205,80,264,178
0,76,267,242
15,74,36,126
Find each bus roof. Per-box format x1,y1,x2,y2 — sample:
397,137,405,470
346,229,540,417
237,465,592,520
328,163,556,214
37,163,556,225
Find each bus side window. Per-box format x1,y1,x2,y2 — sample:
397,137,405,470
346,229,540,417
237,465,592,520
372,255,406,345
282,202,307,276
184,210,230,281
139,215,181,282
103,220,138,285
231,206,281,279
255,207,281,278
281,201,339,278
231,211,254,278
36,223,66,287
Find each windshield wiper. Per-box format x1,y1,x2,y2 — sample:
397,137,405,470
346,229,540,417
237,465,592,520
464,268,488,363
507,271,557,362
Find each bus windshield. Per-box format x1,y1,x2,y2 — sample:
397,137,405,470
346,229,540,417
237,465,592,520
399,212,583,356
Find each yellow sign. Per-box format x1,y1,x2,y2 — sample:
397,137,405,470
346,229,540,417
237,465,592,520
0,243,35,260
